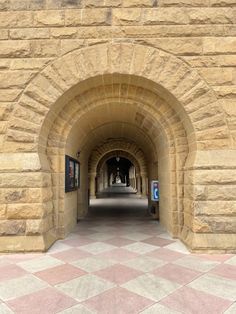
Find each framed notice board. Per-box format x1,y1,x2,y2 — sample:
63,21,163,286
65,155,80,192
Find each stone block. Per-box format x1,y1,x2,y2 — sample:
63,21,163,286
51,27,78,39
10,58,51,70
0,41,30,57
194,201,236,216
158,0,208,6
203,37,236,54
9,0,45,10
0,204,6,219
0,0,8,10
123,0,156,7
0,173,51,188
0,29,8,40
0,11,33,28
26,215,53,235
199,68,234,86
85,0,121,7
0,220,25,235
0,103,13,121
34,10,64,26
0,72,34,89
65,9,112,26
0,89,22,102
30,40,61,57
10,28,50,40
7,203,52,219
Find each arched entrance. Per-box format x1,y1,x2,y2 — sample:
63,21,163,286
2,43,233,253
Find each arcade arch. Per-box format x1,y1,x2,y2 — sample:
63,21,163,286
2,43,231,253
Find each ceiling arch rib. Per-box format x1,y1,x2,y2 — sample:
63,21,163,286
89,139,147,175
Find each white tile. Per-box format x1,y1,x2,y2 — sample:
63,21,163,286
0,275,48,301
188,273,236,301
122,273,180,302
86,233,115,241
123,256,166,272
0,303,14,314
79,242,116,254
47,242,72,254
225,256,236,266
164,241,190,254
56,274,115,302
140,303,181,314
224,303,236,314
122,232,152,241
58,304,95,314
123,242,159,254
18,256,64,273
72,257,116,272
174,256,220,272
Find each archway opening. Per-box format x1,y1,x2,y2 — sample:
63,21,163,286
44,74,188,241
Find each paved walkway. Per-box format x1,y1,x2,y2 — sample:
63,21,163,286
0,195,236,313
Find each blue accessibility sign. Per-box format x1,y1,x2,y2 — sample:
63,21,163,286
151,180,159,201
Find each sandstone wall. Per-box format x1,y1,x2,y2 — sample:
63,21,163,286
0,0,236,252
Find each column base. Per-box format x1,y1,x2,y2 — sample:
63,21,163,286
181,227,236,253
0,230,57,253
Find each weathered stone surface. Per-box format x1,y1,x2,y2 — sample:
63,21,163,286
10,58,51,70
34,10,64,26
0,3,234,254
0,72,34,89
0,204,6,219
0,220,25,235
26,215,53,235
0,11,33,28
65,9,112,26
30,40,61,57
0,41,30,57
10,28,50,40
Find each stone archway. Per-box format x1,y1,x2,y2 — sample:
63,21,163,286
1,42,233,253
88,139,148,198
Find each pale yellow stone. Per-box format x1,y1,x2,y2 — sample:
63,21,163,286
0,41,30,57
10,28,50,40
34,10,64,27
0,204,6,219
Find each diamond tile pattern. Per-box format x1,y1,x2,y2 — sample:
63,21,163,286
0,197,235,313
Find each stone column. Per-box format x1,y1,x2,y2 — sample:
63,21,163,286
89,173,96,199
136,174,141,196
141,173,148,197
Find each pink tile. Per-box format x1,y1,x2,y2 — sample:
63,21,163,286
147,248,185,262
7,287,77,314
97,248,138,262
195,254,234,262
63,237,94,247
152,264,201,285
6,254,41,263
94,264,143,284
104,237,135,247
84,287,154,314
142,237,174,247
0,264,27,281
210,264,236,280
160,286,232,314
52,248,92,262
35,264,86,285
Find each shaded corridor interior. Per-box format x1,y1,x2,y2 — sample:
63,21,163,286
88,183,150,221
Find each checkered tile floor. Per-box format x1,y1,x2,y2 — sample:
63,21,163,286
0,197,235,314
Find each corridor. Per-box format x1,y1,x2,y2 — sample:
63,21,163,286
0,192,235,313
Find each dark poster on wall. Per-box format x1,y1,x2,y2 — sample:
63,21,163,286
65,155,80,192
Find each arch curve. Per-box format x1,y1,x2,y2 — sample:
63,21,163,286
5,42,230,152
